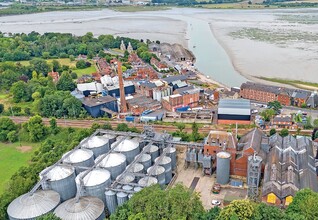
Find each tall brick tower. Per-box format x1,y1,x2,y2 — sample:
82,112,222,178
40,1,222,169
117,61,127,113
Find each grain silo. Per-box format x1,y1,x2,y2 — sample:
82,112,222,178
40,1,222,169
117,192,128,206
147,166,165,186
216,152,231,185
137,153,152,171
105,190,117,215
103,134,116,145
149,145,159,162
54,196,105,220
81,136,110,158
129,163,144,174
111,139,140,164
122,185,133,191
134,186,143,192
62,148,94,174
40,164,76,202
166,147,177,170
75,168,111,205
155,156,172,184
138,176,158,187
95,153,127,180
116,173,135,184
7,190,60,220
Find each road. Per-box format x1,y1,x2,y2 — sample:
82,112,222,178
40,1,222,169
9,116,314,136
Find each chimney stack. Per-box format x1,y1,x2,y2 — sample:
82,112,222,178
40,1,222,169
117,61,127,113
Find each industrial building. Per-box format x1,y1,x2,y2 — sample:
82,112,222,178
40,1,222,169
7,127,200,220
217,99,251,124
82,96,118,118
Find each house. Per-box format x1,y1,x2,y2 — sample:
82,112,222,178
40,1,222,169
217,99,251,125
82,95,118,118
76,54,87,60
136,66,158,80
272,115,293,129
96,58,112,75
292,90,311,107
262,134,318,207
48,71,60,83
150,57,169,72
128,53,143,65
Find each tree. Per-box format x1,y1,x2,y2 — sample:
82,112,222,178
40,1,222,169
313,119,318,127
252,203,285,220
304,116,313,129
191,122,200,141
198,207,221,220
37,213,61,220
10,81,30,103
102,122,113,130
76,60,87,69
260,109,275,122
268,101,282,112
30,58,50,76
269,128,276,136
279,128,289,137
52,60,61,72
116,123,129,132
0,104,4,114
286,188,318,220
56,72,76,91
71,72,78,79
314,131,318,140
27,115,46,142
218,200,254,220
62,97,82,118
111,184,204,220
0,117,16,142
177,123,185,132
49,118,59,135
7,130,18,143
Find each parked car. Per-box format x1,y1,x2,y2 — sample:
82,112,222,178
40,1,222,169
211,200,221,206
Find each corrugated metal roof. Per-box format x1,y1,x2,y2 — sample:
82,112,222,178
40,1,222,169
7,190,60,219
218,99,251,116
76,168,111,187
40,164,74,181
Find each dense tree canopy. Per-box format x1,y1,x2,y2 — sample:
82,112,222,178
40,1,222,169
0,117,16,142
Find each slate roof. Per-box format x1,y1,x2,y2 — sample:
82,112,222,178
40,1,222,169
262,134,318,199
163,75,188,84
238,128,267,160
82,95,116,107
241,82,293,95
139,81,157,89
292,90,311,99
273,115,292,123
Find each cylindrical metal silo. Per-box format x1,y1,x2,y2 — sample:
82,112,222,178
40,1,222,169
95,153,126,180
117,192,128,206
138,176,158,187
149,145,159,162
134,186,143,193
62,148,94,174
54,196,105,220
116,173,135,184
7,190,60,220
147,166,165,186
103,134,116,145
137,153,152,171
166,147,177,170
75,168,111,205
216,152,231,185
122,185,133,192
40,164,76,202
105,190,117,215
81,136,110,159
111,139,140,164
129,163,144,174
155,156,172,184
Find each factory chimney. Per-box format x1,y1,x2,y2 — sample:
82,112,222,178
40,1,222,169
117,61,127,113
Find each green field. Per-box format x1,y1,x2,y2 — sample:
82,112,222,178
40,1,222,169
0,142,39,194
73,64,98,76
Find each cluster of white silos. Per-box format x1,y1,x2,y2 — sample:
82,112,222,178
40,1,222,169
7,132,179,220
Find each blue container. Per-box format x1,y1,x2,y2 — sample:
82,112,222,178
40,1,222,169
125,116,135,122
176,106,189,112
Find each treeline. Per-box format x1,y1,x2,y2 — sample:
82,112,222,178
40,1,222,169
0,32,142,62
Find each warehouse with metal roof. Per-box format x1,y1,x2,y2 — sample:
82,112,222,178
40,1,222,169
217,99,251,124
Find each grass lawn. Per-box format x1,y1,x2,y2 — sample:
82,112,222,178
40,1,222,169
16,58,77,68
72,64,98,77
0,142,39,194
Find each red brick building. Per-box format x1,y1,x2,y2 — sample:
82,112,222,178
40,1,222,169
161,89,200,111
271,115,293,129
240,82,292,106
150,57,169,72
48,71,60,83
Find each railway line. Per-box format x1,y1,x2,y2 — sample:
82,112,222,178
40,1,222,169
9,116,314,136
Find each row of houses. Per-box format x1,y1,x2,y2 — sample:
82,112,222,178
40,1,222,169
240,82,318,108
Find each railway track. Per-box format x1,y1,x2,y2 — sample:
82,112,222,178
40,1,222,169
9,116,314,135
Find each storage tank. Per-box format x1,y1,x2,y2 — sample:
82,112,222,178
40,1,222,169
116,173,135,184
75,168,111,205
117,192,128,206
166,147,177,170
134,186,143,193
155,156,172,184
147,166,165,186
137,153,152,170
81,136,110,158
40,164,76,202
54,196,105,220
138,176,158,187
132,137,144,149
103,134,116,145
149,145,159,162
216,152,231,185
122,185,133,191
95,153,126,180
129,163,144,174
7,190,60,220
105,190,117,215
62,148,94,174
111,139,140,164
